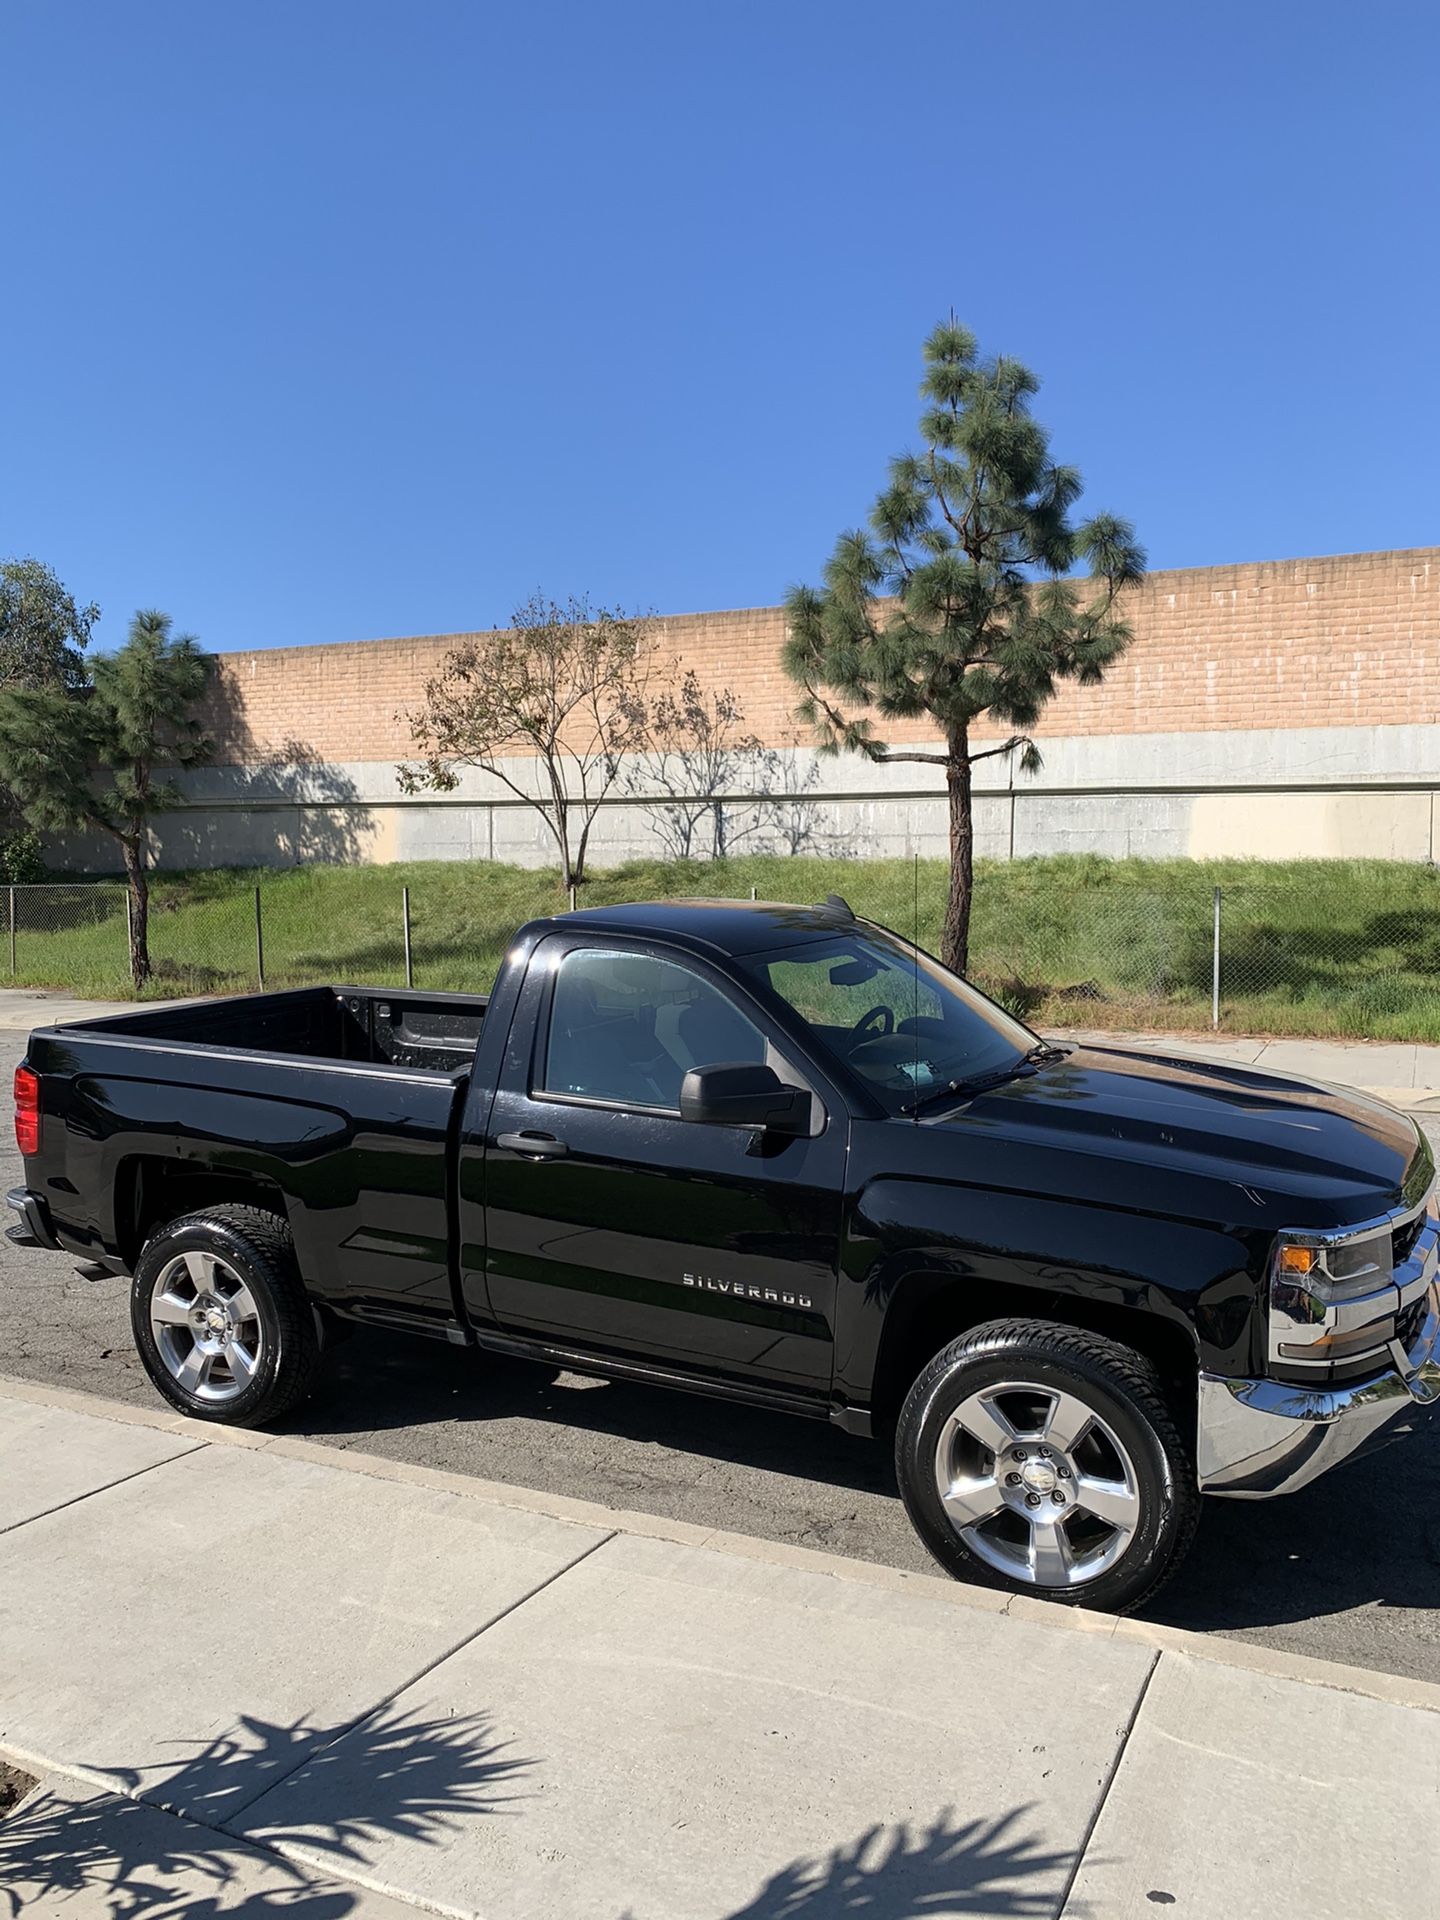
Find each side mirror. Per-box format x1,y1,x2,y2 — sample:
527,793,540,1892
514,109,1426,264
679,1062,812,1136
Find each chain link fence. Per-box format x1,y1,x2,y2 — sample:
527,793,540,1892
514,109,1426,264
969,881,1440,1041
967,885,1217,1032
1199,882,1440,1041
0,881,410,999
7,873,1440,1041
6,883,130,986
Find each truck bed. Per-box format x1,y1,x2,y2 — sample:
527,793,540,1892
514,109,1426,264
23,985,496,1337
64,984,490,1074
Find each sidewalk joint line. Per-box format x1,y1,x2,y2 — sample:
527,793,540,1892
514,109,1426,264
218,1527,619,1825
1053,1645,1161,1918
0,1440,210,1538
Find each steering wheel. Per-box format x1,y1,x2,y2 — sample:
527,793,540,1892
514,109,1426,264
851,1003,894,1039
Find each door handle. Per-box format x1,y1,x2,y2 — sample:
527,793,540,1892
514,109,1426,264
496,1130,569,1160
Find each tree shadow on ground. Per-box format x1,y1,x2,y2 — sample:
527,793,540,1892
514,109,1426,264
620,1807,1075,1919
0,1701,532,1918
3,1768,1076,1920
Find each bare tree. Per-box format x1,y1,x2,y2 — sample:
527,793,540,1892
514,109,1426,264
398,595,653,889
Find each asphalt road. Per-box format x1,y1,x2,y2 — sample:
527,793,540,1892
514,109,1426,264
3,1133,1439,1685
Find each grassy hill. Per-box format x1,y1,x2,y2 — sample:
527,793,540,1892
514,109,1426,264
10,853,1440,1040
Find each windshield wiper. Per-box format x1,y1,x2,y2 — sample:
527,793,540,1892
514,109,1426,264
899,1043,1070,1117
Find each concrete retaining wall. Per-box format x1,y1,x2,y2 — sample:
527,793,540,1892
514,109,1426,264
45,545,1440,872
50,722,1440,872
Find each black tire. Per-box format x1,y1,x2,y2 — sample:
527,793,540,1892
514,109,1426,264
130,1204,321,1427
895,1318,1200,1614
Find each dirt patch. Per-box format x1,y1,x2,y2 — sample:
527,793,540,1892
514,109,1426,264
0,1757,38,1817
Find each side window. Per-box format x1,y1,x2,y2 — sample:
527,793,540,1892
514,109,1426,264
541,947,767,1110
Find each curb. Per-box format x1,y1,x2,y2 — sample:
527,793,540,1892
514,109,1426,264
5,1369,1440,1720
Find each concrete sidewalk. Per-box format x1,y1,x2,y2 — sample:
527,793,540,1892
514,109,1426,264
1,1378,1436,1919
0,986,197,1033
1058,1024,1440,1105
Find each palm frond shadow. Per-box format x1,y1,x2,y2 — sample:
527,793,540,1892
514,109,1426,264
622,1805,1077,1919
0,1700,533,1918
2,1781,352,1920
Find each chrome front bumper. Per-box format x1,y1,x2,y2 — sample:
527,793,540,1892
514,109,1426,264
1198,1278,1440,1497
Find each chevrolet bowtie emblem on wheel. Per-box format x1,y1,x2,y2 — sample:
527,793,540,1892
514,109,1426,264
683,1272,813,1310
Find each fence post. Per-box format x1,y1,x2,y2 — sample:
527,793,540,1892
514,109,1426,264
125,889,133,980
568,884,577,912
7,886,13,979
254,887,266,991
1211,886,1222,1030
750,886,757,901
402,884,414,988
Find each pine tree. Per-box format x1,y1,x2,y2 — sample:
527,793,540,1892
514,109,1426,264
0,610,211,984
783,321,1145,973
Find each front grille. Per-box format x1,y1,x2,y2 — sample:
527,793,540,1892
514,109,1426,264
1393,1215,1425,1267
1396,1297,1428,1353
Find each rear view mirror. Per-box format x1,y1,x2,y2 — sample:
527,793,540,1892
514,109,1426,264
830,957,879,986
679,1062,812,1136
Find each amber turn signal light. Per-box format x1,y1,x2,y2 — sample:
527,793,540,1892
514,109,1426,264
1276,1245,1317,1276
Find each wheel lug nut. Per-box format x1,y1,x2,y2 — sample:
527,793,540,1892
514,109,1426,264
1038,1447,1051,1458
1005,1472,1021,1487
1057,1465,1071,1479
1011,1449,1027,1462
1052,1491,1067,1506
1025,1492,1042,1508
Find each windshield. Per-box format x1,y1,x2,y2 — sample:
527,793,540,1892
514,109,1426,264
738,926,1036,1114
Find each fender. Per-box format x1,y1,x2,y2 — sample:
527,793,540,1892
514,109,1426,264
834,1174,1262,1417
55,1069,456,1326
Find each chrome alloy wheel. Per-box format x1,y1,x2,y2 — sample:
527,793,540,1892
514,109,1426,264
148,1250,263,1404
932,1379,1142,1589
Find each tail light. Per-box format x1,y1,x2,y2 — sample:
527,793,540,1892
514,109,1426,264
14,1065,39,1155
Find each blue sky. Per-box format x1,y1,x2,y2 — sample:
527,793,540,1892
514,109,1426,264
3,1,1436,655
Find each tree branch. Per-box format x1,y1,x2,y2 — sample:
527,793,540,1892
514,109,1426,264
967,734,1032,765
871,748,951,767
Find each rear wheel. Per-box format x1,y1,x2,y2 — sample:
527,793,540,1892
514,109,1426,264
895,1318,1199,1614
130,1205,320,1427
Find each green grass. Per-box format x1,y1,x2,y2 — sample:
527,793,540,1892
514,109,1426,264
10,854,1440,1042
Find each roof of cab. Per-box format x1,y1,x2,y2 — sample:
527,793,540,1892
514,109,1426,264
526,897,866,958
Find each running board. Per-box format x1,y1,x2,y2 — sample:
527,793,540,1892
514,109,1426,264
471,1326,839,1424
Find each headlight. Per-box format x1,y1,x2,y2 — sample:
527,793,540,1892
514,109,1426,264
1268,1221,1402,1372
1273,1225,1393,1304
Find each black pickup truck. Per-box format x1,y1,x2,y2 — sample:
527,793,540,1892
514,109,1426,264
11,896,1440,1610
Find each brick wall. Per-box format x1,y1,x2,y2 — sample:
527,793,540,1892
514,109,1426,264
200,546,1440,765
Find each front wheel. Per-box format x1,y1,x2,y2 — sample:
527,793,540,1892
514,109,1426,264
895,1319,1200,1614
130,1205,320,1427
